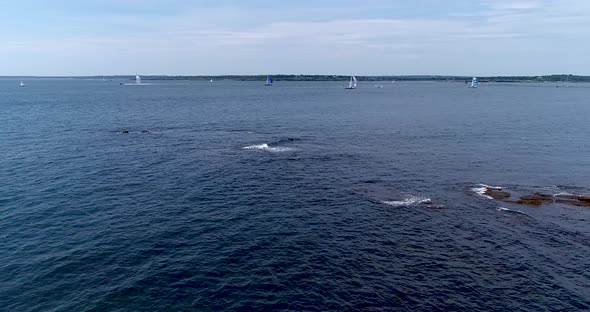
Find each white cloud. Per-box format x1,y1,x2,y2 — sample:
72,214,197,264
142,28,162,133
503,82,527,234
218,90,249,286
1,0,589,75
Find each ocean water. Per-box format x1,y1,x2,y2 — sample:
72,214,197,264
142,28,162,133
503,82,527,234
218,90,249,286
1,79,589,311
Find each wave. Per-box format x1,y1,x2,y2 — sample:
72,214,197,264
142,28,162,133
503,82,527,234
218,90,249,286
243,143,294,153
116,130,159,135
556,192,575,197
471,183,502,200
382,196,432,208
276,137,302,144
121,83,153,86
497,207,532,218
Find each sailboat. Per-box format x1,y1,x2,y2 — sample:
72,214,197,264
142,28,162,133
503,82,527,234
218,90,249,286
470,77,478,88
345,76,357,89
135,74,141,85
265,75,273,86
19,81,25,87
210,78,214,83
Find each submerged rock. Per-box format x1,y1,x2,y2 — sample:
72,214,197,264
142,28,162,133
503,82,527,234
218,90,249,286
555,194,579,200
505,199,544,206
479,185,590,208
484,188,511,200
119,130,130,134
520,193,553,203
556,199,590,207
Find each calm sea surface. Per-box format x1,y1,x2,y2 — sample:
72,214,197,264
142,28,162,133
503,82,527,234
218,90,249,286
1,79,589,311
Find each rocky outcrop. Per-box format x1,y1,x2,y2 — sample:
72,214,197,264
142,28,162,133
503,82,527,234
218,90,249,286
555,194,579,200
505,199,543,206
484,189,511,200
480,187,590,208
555,199,590,207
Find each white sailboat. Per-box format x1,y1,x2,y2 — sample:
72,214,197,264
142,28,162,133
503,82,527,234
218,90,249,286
470,77,478,88
20,81,25,87
135,74,141,85
210,78,214,83
265,75,273,86
345,76,357,89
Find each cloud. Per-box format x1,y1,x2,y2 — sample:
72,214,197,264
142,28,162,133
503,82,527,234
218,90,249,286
483,0,542,11
1,0,589,75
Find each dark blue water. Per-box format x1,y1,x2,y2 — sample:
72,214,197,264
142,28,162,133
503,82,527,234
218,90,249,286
1,79,589,311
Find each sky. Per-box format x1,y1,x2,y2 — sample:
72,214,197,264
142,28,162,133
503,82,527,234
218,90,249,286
1,0,589,76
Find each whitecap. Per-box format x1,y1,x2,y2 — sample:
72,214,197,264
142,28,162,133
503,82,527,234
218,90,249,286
497,207,531,217
472,183,502,200
243,143,294,153
382,196,432,207
555,192,574,197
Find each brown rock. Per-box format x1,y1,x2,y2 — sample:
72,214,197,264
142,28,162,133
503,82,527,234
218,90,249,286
520,193,553,203
484,188,511,200
556,199,590,207
578,196,590,202
533,192,553,199
555,194,579,200
504,199,543,206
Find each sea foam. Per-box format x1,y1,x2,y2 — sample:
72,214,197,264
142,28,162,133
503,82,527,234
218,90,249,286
382,196,432,207
472,183,502,200
243,143,294,153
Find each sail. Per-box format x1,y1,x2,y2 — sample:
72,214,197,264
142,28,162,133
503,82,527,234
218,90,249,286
347,76,357,89
20,81,24,87
136,74,141,85
470,77,478,88
265,75,273,85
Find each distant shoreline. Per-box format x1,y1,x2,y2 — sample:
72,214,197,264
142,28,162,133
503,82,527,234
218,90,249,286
2,74,588,83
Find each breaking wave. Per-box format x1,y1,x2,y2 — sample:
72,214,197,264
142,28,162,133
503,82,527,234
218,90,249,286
243,143,295,153
472,183,503,200
497,207,532,218
382,196,432,207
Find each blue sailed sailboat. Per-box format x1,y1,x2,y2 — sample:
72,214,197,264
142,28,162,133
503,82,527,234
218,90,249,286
265,75,273,86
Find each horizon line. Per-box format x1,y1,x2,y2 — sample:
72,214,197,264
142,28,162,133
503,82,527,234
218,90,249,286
0,73,584,78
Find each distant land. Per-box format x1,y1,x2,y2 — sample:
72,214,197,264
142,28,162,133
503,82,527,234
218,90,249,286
3,74,589,83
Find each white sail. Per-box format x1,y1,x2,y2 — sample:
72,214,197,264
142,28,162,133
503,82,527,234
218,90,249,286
470,77,478,88
136,74,141,85
20,81,24,87
346,75,357,89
